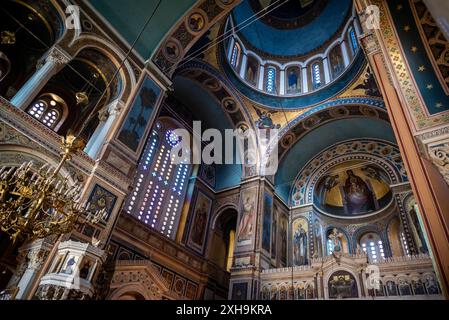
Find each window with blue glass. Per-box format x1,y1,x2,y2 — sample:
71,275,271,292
230,42,241,70
311,62,322,89
349,27,358,54
266,66,277,94
124,121,191,239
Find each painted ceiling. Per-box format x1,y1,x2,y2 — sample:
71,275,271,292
275,117,397,203
173,76,242,191
87,0,198,59
232,0,352,57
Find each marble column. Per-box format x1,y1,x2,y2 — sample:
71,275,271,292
258,65,265,91
7,239,53,300
322,58,331,84
302,67,309,94
239,54,248,79
279,70,285,95
84,100,124,159
341,41,350,67
11,47,71,110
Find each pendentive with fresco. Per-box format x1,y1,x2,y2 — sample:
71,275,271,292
0,0,448,301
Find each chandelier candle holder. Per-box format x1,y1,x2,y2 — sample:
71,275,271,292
0,134,107,243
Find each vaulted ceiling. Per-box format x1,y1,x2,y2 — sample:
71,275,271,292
88,0,198,59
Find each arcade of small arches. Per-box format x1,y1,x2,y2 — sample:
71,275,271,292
225,12,361,96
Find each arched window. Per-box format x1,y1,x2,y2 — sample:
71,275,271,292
311,62,323,89
26,94,65,130
348,27,358,55
125,120,192,239
286,66,301,94
266,66,277,94
360,233,385,263
230,42,241,70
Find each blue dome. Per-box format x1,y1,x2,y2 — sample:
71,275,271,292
232,0,353,57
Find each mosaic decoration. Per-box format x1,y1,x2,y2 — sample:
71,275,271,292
199,163,216,188
411,0,449,94
152,0,238,77
87,184,117,222
292,217,309,266
374,0,449,129
117,75,162,152
188,190,212,254
291,139,407,206
385,0,448,115
262,192,273,252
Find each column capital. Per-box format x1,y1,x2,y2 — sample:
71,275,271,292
107,100,125,117
37,46,72,70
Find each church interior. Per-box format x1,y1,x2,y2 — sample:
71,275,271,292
0,0,449,301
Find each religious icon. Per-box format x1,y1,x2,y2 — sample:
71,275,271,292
286,67,301,94
191,202,208,246
293,223,308,266
343,170,375,214
328,272,357,299
237,193,255,242
189,191,211,249
62,256,77,275
188,13,205,32
79,260,92,280
255,108,280,130
328,228,344,263
245,59,258,85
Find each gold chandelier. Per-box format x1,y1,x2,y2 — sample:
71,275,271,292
0,134,107,243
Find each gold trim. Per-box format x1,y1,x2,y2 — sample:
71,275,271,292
13,0,54,41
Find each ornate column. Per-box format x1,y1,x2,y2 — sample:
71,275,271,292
10,47,71,110
322,58,331,84
239,54,248,79
258,65,265,91
279,70,286,95
6,239,53,300
341,41,350,67
355,0,449,297
229,178,274,300
301,67,309,94
84,100,125,159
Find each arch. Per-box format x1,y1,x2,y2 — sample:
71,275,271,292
289,139,405,207
325,226,351,254
62,34,138,103
107,284,151,300
0,145,77,185
325,268,360,299
207,206,238,271
387,215,406,256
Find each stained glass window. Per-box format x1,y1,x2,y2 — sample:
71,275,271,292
125,122,191,239
230,42,241,70
360,233,385,263
266,66,277,94
349,27,358,54
312,62,322,89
